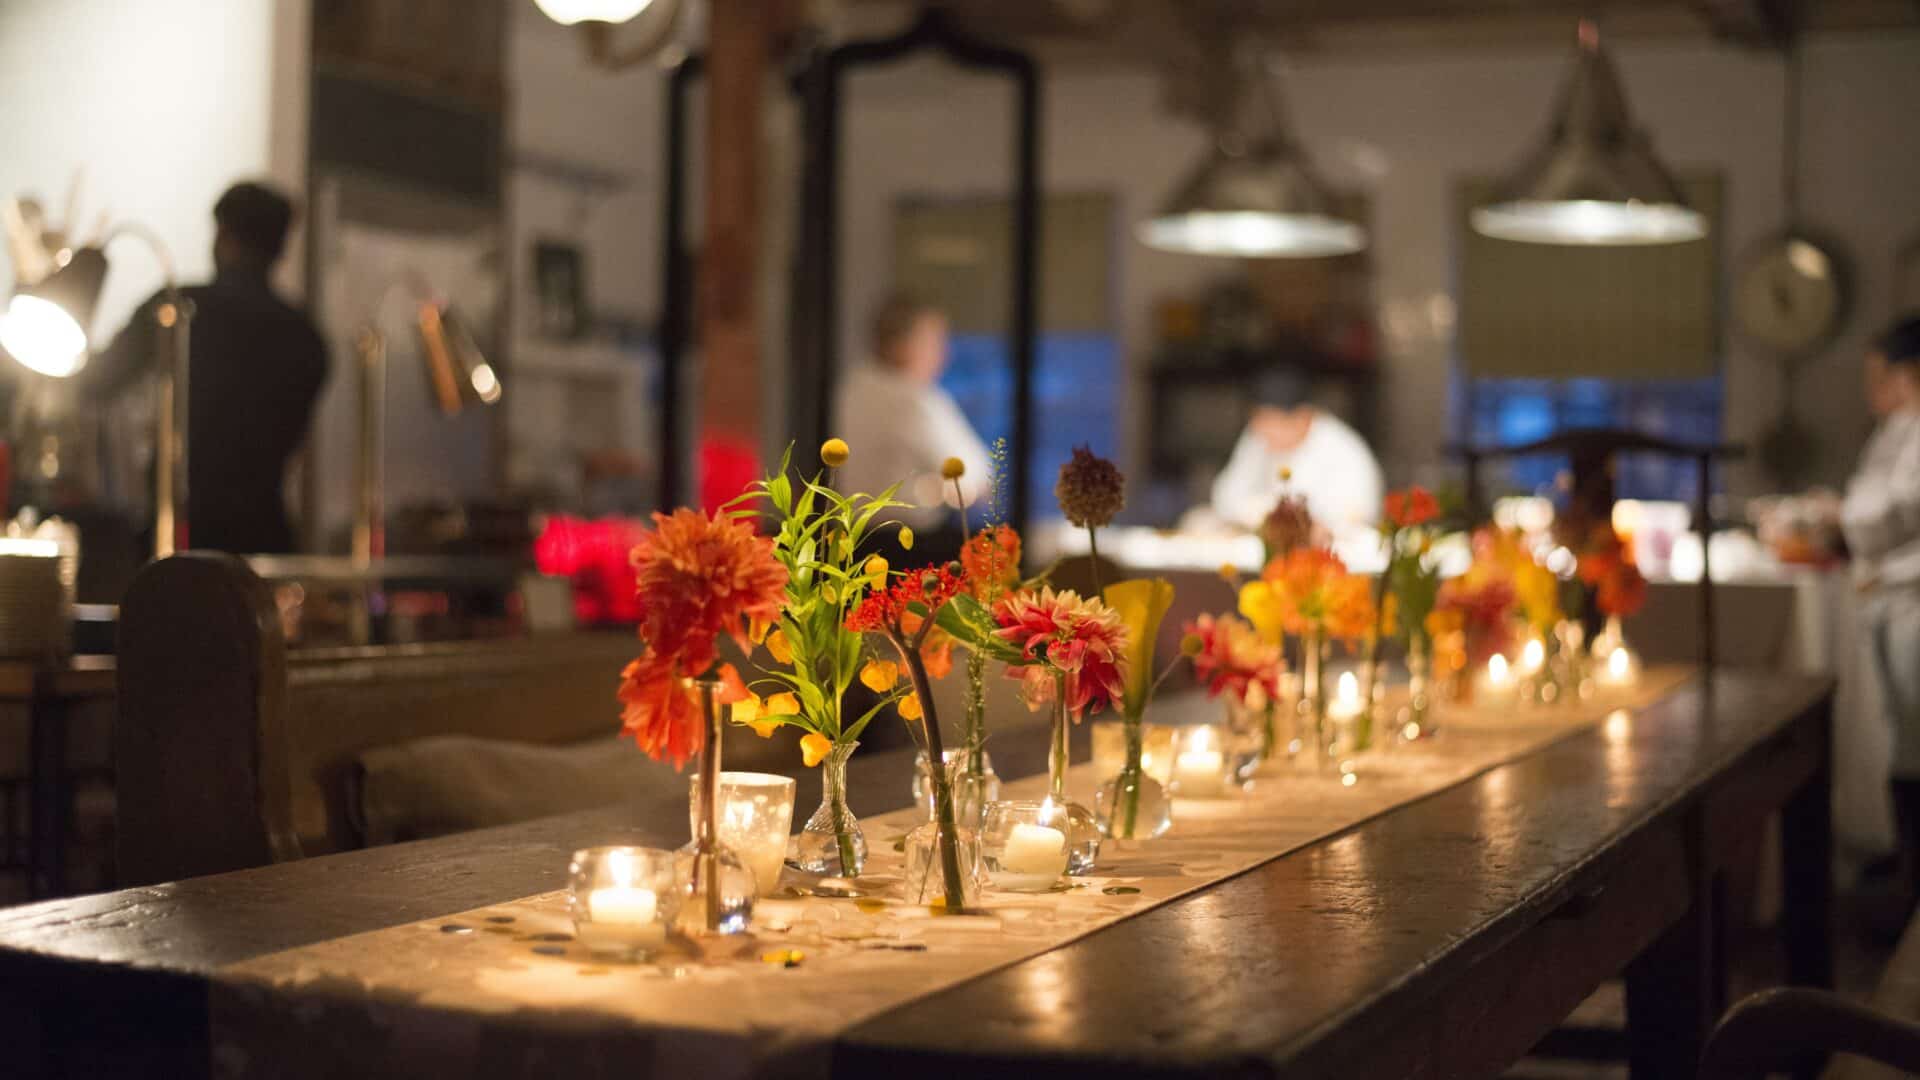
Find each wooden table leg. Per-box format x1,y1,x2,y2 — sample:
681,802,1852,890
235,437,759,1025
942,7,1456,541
1626,873,1719,1078
1782,700,1835,1079
27,688,69,899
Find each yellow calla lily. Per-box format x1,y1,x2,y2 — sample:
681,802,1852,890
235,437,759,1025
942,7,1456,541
859,658,899,692
800,732,833,767
1102,578,1175,712
1238,580,1286,644
897,693,923,721
766,629,794,665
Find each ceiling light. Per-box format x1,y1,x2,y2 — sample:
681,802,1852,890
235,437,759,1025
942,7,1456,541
533,0,654,27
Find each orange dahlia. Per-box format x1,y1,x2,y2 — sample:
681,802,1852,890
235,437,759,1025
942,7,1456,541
1259,547,1375,641
621,509,788,767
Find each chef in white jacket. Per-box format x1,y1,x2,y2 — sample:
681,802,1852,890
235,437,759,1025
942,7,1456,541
1211,367,1382,546
1844,316,1920,877
833,293,992,551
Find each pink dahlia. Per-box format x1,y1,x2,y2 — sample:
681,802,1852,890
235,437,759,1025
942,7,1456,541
993,586,1129,718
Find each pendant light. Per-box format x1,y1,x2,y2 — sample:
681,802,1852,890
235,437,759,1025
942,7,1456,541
1139,48,1366,259
1472,20,1705,246
533,0,654,26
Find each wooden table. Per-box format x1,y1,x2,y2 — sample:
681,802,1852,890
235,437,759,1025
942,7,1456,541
0,656,117,899
0,668,1834,1079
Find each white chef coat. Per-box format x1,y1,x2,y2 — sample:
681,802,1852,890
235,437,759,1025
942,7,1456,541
832,363,992,531
1211,409,1383,543
1843,410,1920,590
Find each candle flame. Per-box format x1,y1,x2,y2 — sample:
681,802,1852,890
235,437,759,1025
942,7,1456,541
1521,638,1545,672
1608,647,1630,679
1336,670,1360,704
1489,654,1510,683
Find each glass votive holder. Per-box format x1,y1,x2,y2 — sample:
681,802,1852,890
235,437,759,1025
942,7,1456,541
981,799,1080,891
901,822,985,907
689,771,795,898
912,748,1001,829
1091,719,1176,786
673,844,757,937
1170,724,1234,798
568,846,679,960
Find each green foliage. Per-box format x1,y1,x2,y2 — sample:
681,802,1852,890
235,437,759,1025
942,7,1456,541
935,594,1025,665
739,445,911,742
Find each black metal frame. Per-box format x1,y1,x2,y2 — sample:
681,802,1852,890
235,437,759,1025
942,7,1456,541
659,9,1042,532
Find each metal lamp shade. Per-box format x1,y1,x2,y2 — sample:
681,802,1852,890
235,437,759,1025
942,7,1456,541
1473,25,1704,246
415,302,501,415
1140,140,1367,258
0,246,107,377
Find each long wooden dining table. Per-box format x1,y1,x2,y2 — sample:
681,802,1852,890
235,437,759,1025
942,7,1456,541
0,666,1833,1079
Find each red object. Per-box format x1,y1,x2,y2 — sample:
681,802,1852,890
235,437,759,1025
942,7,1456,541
534,515,651,626
698,435,761,515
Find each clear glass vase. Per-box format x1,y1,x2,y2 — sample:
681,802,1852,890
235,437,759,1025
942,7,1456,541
912,748,1000,831
1399,635,1436,741
791,741,866,877
901,821,984,907
1296,630,1329,764
1046,688,1101,874
679,675,756,937
1222,694,1268,784
1093,714,1173,839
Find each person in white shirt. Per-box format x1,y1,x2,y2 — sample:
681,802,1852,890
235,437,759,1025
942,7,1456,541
832,294,992,549
1845,316,1920,881
1210,368,1383,546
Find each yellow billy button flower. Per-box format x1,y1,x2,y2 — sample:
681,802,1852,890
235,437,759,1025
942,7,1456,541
1278,465,1293,483
860,658,899,692
1218,562,1239,584
1180,632,1205,657
820,438,850,468
897,693,924,722
864,555,889,580
898,526,914,551
766,629,794,665
941,457,966,480
733,695,781,738
800,732,833,768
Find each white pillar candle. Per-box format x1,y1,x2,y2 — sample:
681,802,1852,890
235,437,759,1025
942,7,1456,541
997,822,1068,889
1174,729,1228,798
584,885,665,949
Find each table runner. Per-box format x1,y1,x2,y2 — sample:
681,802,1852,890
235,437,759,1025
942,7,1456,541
210,668,1693,1078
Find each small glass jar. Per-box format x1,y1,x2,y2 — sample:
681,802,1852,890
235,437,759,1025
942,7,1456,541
982,800,1079,891
568,846,680,959
690,772,795,899
901,822,985,907
1170,724,1235,798
912,748,1001,830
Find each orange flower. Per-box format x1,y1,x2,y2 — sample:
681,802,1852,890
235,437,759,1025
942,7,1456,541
800,732,833,767
766,628,794,665
920,625,956,680
1384,486,1440,529
860,659,899,692
618,659,751,768
1258,547,1375,642
960,525,1022,600
765,690,800,717
897,693,924,721
630,509,788,679
732,694,782,738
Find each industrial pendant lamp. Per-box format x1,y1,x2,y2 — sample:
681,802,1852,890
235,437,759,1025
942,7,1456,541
532,0,654,25
1139,49,1366,259
1472,20,1705,246
0,247,106,377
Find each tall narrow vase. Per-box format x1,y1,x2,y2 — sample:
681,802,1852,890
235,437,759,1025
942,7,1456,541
1401,635,1436,741
1297,630,1329,762
793,742,866,877
898,642,982,909
1047,680,1102,873
676,675,754,936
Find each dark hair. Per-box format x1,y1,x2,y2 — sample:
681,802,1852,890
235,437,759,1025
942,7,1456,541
1252,366,1313,410
1877,315,1920,367
869,291,941,358
214,182,295,264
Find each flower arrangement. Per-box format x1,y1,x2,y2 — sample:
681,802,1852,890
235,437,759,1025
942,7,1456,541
728,441,911,876
951,439,1021,814
617,508,787,769
1056,445,1124,594
993,586,1130,717
1238,547,1374,644
1184,613,1283,706
1100,577,1178,838
1575,523,1647,620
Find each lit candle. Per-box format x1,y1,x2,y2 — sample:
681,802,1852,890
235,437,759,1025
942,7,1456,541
1327,671,1363,720
1520,637,1546,676
1599,646,1640,691
995,822,1068,890
1477,653,1519,709
1174,728,1228,798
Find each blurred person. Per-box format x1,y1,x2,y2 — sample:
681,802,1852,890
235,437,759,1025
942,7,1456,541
832,293,990,556
1211,367,1382,544
87,181,328,554
1846,315,1920,897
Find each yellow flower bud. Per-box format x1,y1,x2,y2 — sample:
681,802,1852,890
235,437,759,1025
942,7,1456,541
864,555,889,580
820,438,850,468
897,693,923,722
766,629,794,665
941,457,966,481
898,526,915,551
800,732,833,768
1180,632,1205,657
823,583,839,605
860,658,900,692
1217,563,1239,583
1278,466,1293,483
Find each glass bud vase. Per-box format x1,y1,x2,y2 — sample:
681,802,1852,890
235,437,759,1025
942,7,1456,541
792,741,866,877
1046,687,1102,874
1094,715,1173,840
1222,693,1268,784
1296,630,1329,765
678,674,755,937
1400,635,1436,741
901,821,984,907
912,748,1000,831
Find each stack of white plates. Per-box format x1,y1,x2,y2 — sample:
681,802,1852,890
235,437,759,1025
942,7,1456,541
0,543,68,659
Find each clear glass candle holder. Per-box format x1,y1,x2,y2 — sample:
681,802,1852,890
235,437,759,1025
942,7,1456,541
1090,719,1176,786
901,822,985,907
1170,724,1235,798
982,799,1084,891
568,846,679,960
689,771,795,898
911,748,1001,830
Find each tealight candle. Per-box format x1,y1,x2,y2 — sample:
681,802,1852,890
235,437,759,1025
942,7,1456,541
1173,726,1229,798
1091,720,1177,786
982,801,1073,892
1598,646,1641,691
1327,671,1364,721
1519,637,1546,676
568,846,677,957
1476,653,1519,710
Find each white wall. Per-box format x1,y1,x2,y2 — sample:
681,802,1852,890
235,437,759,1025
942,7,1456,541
0,0,309,331
835,31,1920,495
